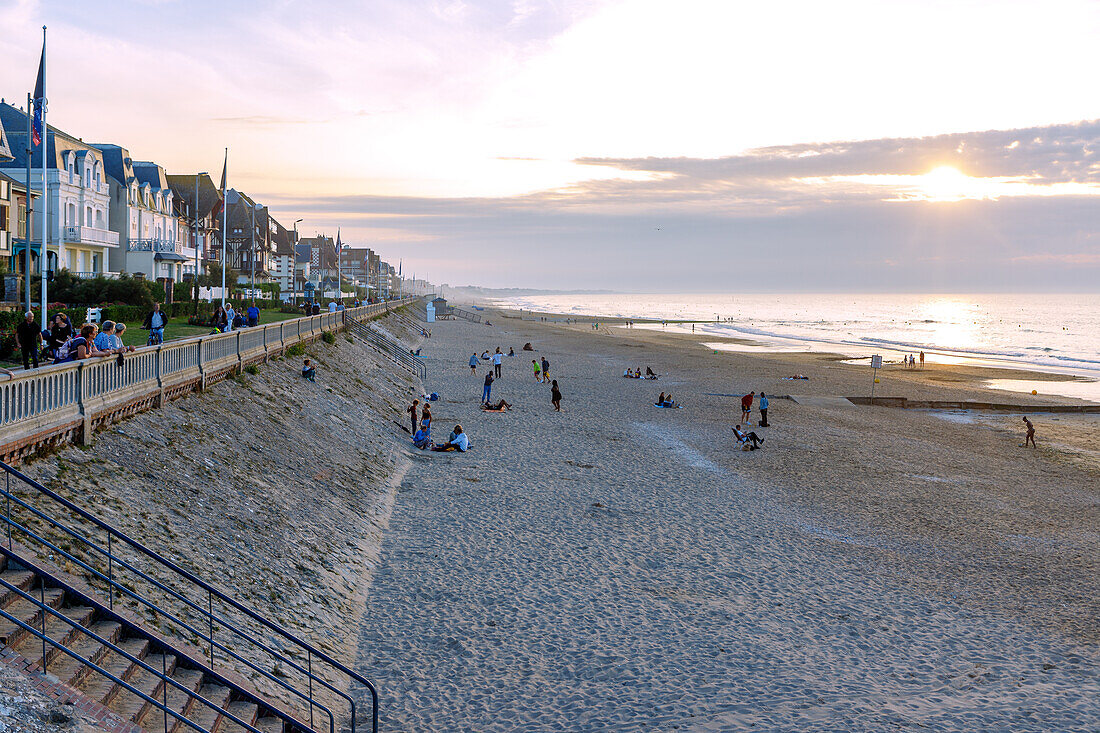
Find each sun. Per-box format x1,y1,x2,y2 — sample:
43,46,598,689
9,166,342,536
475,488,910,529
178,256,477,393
919,166,971,200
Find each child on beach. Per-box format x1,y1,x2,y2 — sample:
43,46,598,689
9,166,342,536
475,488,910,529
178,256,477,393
1023,417,1036,448
541,357,550,383
532,359,541,381
470,354,478,373
301,359,316,382
551,380,562,411
407,399,419,434
483,371,494,404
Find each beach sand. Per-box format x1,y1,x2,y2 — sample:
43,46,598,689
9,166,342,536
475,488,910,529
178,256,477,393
353,312,1098,731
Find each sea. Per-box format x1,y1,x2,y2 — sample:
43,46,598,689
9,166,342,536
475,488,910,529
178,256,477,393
492,293,1100,402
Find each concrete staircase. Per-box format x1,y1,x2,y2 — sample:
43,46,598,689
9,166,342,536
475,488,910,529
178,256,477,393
0,552,289,732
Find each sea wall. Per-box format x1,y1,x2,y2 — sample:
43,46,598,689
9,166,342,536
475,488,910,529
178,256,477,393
10,312,424,720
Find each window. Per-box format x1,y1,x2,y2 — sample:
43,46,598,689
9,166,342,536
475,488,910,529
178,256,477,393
85,206,92,227
95,210,104,228
67,202,76,225
18,204,26,238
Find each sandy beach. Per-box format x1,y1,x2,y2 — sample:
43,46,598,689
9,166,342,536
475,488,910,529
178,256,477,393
354,311,1098,731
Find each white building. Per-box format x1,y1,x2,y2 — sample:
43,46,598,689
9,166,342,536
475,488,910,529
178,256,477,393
0,102,119,278
95,145,197,285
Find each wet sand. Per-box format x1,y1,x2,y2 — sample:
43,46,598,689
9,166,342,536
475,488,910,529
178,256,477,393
354,312,1099,731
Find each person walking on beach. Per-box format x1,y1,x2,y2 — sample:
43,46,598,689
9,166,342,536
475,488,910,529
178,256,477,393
759,392,769,427
469,353,478,373
493,348,503,378
407,399,420,435
483,371,494,404
1023,416,1036,448
532,359,541,381
741,391,755,425
550,379,562,411
919,351,925,369
541,356,550,383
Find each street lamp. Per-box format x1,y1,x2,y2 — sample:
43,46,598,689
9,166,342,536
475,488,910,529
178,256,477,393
193,172,207,315
293,218,303,302
249,200,263,304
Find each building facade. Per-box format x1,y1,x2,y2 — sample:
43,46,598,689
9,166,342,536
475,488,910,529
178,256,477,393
166,173,222,282
0,102,118,279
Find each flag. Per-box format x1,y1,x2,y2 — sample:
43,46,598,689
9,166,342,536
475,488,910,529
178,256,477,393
31,39,45,146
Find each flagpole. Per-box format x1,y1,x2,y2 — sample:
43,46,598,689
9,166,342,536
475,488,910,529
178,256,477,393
221,149,227,305
24,92,32,314
39,26,48,331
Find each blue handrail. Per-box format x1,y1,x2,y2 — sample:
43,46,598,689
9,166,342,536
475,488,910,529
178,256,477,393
0,460,379,733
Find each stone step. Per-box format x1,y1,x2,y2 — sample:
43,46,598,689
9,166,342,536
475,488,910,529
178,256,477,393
49,620,123,687
9,604,95,666
107,652,177,721
78,637,150,704
253,717,285,733
136,667,204,733
0,569,36,609
0,588,66,646
219,700,260,733
185,683,232,732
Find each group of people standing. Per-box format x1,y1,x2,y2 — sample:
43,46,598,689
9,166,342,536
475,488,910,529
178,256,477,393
210,302,262,332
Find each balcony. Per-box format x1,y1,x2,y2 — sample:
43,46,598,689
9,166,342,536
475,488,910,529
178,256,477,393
70,271,121,280
128,238,179,253
64,225,120,247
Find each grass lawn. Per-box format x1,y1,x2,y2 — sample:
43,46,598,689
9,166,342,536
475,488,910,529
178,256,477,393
117,309,303,347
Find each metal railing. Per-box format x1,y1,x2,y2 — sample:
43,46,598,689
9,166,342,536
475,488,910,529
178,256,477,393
450,308,482,324
63,226,120,247
127,238,179,253
0,298,419,459
0,459,372,732
346,319,426,380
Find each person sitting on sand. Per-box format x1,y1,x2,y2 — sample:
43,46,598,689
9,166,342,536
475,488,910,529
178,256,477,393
412,428,432,450
432,425,469,452
508,347,515,357
646,366,657,378
634,368,642,378
732,425,764,450
1022,416,1036,448
624,368,632,377
302,359,316,382
657,392,675,407
483,399,513,411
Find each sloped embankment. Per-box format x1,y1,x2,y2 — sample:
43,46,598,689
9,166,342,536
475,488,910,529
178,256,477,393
15,316,422,715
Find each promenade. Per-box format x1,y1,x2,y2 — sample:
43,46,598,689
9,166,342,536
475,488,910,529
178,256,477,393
353,316,1098,731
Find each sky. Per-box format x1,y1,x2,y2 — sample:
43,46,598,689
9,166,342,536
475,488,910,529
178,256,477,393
1,0,1098,291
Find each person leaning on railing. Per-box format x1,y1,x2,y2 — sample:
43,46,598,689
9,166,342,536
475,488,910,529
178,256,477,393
53,324,110,364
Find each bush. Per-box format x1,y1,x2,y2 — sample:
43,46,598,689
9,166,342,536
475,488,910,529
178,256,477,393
48,271,155,307
286,344,305,357
244,364,260,375
322,331,337,345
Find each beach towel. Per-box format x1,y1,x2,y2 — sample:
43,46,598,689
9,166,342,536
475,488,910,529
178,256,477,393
654,403,681,409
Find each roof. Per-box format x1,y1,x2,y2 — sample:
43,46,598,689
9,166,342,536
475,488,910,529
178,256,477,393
0,102,104,172
132,161,170,192
294,244,312,263
93,144,135,186
166,173,222,219
0,112,11,161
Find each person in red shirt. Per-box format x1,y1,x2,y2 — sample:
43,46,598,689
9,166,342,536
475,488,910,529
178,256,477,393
741,391,755,425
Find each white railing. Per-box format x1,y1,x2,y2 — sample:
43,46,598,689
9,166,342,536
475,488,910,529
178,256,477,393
70,271,121,280
64,226,120,247
127,238,178,253
0,298,419,459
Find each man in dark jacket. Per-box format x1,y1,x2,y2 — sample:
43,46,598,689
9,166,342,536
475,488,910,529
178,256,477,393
142,303,167,344
15,311,41,370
